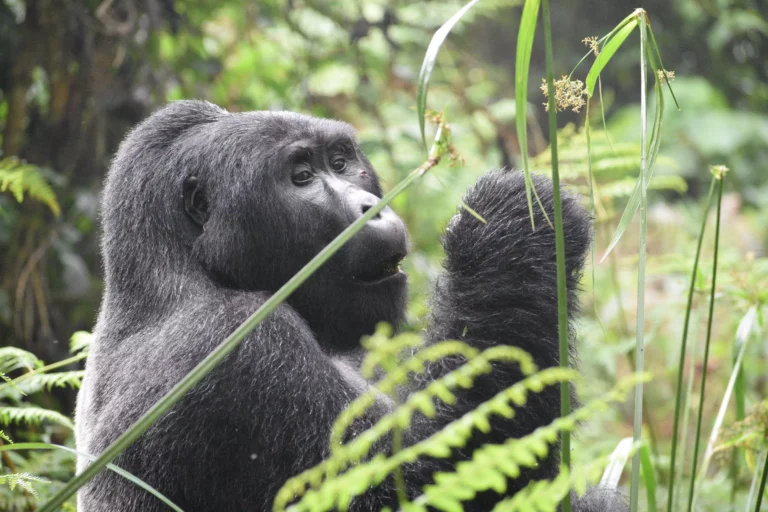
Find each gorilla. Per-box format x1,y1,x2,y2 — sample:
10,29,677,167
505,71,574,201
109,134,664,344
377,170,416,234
75,100,627,511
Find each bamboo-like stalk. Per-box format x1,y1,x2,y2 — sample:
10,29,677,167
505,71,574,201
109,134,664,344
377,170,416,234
39,123,452,512
686,171,726,512
666,176,717,512
630,12,648,512
754,447,768,512
746,448,768,511
540,1,570,511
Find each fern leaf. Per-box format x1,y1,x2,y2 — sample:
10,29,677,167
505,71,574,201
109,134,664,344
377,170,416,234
0,472,50,497
0,347,41,374
16,371,85,394
0,157,61,216
69,331,94,355
0,406,74,429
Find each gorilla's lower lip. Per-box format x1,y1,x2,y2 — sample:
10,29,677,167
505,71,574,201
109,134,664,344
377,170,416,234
352,269,407,286
352,253,407,284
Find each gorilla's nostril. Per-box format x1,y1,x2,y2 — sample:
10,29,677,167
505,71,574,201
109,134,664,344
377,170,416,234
362,203,381,219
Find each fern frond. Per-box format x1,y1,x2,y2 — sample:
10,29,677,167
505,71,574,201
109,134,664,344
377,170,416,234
0,430,12,443
489,470,572,512
408,374,647,510
0,406,74,430
0,347,42,374
15,371,85,395
579,174,687,199
69,331,94,355
0,157,61,216
360,326,426,378
275,366,577,512
0,472,50,497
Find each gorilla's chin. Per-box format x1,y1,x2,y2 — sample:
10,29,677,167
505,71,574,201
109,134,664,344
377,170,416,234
289,267,408,353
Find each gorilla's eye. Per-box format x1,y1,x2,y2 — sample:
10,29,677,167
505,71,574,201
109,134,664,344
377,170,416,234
292,170,314,186
330,157,347,172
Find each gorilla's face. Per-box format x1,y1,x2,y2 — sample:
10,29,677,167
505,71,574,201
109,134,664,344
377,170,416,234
185,112,408,351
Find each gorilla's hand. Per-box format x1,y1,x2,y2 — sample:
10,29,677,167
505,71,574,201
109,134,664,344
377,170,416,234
429,168,592,351
442,169,590,291
419,169,593,502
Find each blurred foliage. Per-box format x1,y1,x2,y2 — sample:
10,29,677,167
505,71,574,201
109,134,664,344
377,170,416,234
0,0,766,509
0,330,90,509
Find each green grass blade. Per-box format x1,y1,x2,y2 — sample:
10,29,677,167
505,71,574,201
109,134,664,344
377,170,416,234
416,0,480,149
586,17,639,97
0,442,184,511
644,37,665,173
754,448,768,512
692,306,757,506
600,438,634,488
647,26,680,110
584,101,607,336
666,176,717,512
730,316,748,506
686,173,726,512
515,0,541,228
598,10,641,45
746,448,768,512
541,1,570,510
600,37,666,263
640,443,657,512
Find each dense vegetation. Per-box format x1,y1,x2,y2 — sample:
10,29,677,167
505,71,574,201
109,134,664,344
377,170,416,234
0,0,766,510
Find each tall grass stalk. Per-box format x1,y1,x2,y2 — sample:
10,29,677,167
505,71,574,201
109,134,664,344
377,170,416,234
746,448,768,511
39,123,453,512
629,12,649,512
686,169,727,512
666,175,718,512
729,335,747,509
754,448,768,512
540,1,570,511
691,306,757,509
675,303,702,511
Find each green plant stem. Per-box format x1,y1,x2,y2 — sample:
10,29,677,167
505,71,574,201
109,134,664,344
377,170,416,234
755,445,768,512
39,126,449,512
540,1,570,512
675,303,701,512
666,176,717,512
686,175,725,512
630,12,648,512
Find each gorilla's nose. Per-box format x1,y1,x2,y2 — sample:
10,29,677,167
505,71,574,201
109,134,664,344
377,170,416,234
360,197,382,220
348,189,408,256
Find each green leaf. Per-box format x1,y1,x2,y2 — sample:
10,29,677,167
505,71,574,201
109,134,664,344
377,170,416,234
70,331,94,354
640,443,657,512
416,0,481,149
515,0,543,229
585,17,639,96
0,406,74,429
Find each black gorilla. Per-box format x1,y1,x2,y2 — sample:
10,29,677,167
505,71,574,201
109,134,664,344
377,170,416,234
75,100,626,511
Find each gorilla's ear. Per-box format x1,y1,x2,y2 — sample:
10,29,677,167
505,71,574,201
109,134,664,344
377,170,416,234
183,176,209,227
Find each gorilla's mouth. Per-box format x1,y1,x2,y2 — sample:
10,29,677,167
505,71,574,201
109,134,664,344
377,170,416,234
353,253,406,284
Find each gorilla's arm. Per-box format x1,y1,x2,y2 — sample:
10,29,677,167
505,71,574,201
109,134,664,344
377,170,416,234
415,170,590,494
421,170,628,511
80,291,404,512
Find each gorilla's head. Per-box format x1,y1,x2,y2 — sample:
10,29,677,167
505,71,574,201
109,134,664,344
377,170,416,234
102,101,408,351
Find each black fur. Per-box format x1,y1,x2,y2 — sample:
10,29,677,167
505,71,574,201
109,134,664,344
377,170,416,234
75,100,627,511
